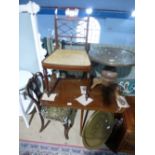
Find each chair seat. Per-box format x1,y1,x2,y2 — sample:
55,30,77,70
41,107,76,123
42,49,91,71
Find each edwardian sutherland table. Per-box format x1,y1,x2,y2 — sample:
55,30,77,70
40,78,132,135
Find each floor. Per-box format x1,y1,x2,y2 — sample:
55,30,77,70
19,110,107,148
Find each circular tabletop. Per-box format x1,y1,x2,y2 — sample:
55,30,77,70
89,47,135,67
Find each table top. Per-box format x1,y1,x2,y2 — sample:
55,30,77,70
40,79,134,113
89,47,135,67
42,49,91,71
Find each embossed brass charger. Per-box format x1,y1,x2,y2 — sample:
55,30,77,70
82,111,115,149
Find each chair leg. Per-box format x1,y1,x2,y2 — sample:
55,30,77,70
38,111,51,132
82,110,89,131
39,113,45,132
63,109,77,139
80,110,84,135
44,120,51,130
40,119,51,132
34,104,45,132
63,123,72,139
29,108,36,125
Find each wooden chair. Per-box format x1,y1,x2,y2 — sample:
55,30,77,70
42,9,91,94
26,72,50,132
26,72,76,139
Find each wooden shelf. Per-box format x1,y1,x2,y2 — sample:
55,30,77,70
40,79,131,113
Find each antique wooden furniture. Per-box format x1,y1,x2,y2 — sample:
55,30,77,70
87,45,135,153
40,79,132,135
26,72,51,132
26,72,76,139
42,10,91,95
41,10,135,152
40,79,120,112
42,49,91,94
41,10,92,139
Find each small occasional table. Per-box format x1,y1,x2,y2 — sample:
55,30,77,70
40,79,132,135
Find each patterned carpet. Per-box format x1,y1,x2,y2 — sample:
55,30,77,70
19,140,129,155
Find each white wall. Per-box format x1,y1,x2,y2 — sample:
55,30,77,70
19,13,39,73
37,14,54,38
99,18,135,47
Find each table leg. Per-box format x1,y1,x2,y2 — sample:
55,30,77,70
82,110,89,131
43,68,49,95
80,109,84,135
80,72,90,135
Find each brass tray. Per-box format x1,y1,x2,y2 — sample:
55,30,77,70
82,111,114,149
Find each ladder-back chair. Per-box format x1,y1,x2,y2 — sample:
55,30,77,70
42,8,91,94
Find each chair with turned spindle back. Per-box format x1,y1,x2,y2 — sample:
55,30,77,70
26,72,77,139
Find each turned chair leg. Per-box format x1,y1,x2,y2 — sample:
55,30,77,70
39,113,45,132
63,123,72,139
28,108,36,125
35,105,50,132
39,113,51,132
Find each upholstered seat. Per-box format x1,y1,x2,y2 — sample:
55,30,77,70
43,49,91,70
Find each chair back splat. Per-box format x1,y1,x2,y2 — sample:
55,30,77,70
54,9,90,52
27,72,44,103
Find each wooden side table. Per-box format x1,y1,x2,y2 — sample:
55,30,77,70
40,79,131,135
